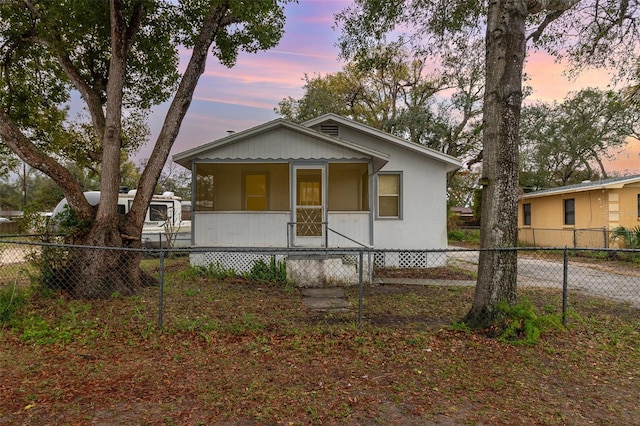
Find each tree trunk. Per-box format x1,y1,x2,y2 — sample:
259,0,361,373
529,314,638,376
44,218,154,299
464,0,526,328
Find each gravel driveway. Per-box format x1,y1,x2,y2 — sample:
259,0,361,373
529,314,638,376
447,247,640,306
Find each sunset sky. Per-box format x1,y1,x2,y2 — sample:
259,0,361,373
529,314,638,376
141,0,639,175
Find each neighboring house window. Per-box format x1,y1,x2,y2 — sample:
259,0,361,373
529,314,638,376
378,173,401,218
564,198,575,225
244,173,268,211
637,194,640,218
523,203,531,226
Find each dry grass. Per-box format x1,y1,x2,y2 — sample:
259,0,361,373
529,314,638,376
1,257,639,425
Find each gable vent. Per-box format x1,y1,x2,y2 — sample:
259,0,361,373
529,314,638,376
319,123,339,137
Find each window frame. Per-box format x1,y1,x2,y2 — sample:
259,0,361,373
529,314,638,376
242,171,269,211
376,172,402,219
523,203,531,226
563,198,575,226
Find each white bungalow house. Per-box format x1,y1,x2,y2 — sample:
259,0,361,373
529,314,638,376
173,114,461,283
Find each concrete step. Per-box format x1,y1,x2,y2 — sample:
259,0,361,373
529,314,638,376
301,287,351,311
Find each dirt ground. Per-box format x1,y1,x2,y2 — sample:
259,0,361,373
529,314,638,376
1,260,639,425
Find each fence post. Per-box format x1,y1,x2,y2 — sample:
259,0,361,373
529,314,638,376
603,226,608,248
573,229,577,248
562,246,568,327
158,248,165,329
532,228,536,247
358,250,363,328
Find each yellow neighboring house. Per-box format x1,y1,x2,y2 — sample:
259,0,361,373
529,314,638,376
518,175,640,248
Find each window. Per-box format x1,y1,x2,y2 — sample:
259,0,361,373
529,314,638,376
149,204,168,221
564,198,575,225
244,173,268,211
327,163,369,211
378,173,401,218
523,203,531,226
195,163,288,212
298,179,321,206
637,194,640,218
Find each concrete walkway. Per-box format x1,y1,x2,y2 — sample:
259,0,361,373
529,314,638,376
301,287,351,312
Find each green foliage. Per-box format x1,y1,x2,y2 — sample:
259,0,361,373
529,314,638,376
183,262,238,280
51,205,92,236
610,226,640,249
19,314,82,345
447,228,480,245
183,257,288,285
497,298,563,345
244,257,288,284
519,89,637,188
226,312,265,335
0,285,28,325
0,0,289,264
450,321,471,334
277,40,484,164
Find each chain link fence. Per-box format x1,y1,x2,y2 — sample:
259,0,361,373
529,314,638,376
518,227,612,248
1,238,639,332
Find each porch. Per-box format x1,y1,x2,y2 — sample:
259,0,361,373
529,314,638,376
192,211,371,248
193,162,372,248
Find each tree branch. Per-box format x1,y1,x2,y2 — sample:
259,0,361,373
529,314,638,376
31,35,107,139
0,109,92,220
130,4,231,231
527,10,564,42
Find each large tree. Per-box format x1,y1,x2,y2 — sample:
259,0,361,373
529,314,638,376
277,39,485,190
337,0,640,327
520,88,640,190
0,0,288,298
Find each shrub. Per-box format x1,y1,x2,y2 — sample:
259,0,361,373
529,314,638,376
245,257,287,284
610,226,640,249
497,298,563,345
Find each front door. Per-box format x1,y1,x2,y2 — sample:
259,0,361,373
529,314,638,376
293,165,325,247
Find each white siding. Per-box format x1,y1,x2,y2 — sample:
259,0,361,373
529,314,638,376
335,128,449,250
189,121,451,251
193,212,289,247
373,151,449,249
327,212,370,247
202,128,368,161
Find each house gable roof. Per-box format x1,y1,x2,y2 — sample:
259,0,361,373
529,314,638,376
172,118,391,172
521,174,640,199
302,113,462,172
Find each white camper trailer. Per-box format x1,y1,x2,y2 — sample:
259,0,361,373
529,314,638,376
52,190,191,248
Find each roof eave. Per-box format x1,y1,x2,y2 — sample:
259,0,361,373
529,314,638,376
172,117,391,171
303,113,462,171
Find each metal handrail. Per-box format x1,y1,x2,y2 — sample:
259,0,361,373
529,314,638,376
325,226,372,249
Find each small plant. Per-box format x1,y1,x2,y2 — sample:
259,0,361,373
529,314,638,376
610,225,640,249
0,284,28,325
244,257,287,284
450,320,471,334
496,298,563,345
226,312,264,335
183,262,238,280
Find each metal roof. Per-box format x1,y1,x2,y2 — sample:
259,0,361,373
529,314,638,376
173,114,463,173
521,174,640,199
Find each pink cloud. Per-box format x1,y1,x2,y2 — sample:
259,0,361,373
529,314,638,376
604,137,640,174
525,51,614,104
